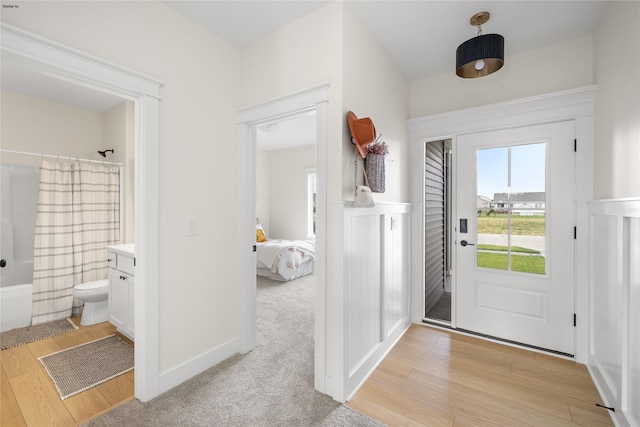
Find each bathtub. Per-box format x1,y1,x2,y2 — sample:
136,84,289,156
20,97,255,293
1,283,33,332
1,258,34,332
1,163,38,332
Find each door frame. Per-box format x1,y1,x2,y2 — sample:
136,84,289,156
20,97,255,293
236,83,329,392
409,86,595,362
1,23,162,400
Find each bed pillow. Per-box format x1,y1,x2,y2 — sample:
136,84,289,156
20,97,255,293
256,224,268,242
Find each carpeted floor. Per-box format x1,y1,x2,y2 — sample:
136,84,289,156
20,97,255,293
83,275,385,426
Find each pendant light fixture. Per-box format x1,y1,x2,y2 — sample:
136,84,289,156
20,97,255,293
456,11,504,78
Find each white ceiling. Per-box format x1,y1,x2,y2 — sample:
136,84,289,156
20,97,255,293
257,111,316,152
164,0,605,149
164,1,332,47
166,0,608,80
1,1,608,148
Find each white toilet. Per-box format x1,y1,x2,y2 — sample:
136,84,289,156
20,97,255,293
72,279,109,326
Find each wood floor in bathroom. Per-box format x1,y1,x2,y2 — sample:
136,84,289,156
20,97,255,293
0,316,134,426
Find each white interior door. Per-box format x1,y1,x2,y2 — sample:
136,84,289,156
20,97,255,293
456,121,575,355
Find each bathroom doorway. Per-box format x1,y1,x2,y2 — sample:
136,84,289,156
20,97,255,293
2,24,162,403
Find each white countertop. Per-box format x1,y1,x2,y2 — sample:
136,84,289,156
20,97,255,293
107,243,135,256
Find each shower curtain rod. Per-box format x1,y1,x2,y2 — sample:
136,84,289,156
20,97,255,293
0,149,123,166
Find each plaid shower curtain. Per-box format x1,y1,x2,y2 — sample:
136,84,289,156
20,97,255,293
31,158,120,325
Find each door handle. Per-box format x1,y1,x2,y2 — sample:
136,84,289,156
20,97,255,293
460,240,475,247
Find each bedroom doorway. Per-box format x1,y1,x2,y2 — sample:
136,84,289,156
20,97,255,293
236,83,329,395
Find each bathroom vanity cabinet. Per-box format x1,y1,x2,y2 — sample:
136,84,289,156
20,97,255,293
107,244,135,340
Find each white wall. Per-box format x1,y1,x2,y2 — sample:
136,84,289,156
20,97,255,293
238,3,344,203
267,144,315,240
239,3,410,396
410,35,594,118
587,200,640,426
104,101,135,243
342,5,410,203
588,3,640,425
337,5,411,400
1,90,104,165
2,1,240,376
593,1,640,199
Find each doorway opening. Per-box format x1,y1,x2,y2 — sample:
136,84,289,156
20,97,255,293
253,110,317,398
424,139,452,324
1,23,162,401
255,111,317,245
236,83,329,395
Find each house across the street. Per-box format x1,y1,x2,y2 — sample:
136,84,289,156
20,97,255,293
490,192,546,215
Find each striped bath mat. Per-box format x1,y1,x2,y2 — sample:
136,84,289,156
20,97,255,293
38,334,134,399
1,318,78,350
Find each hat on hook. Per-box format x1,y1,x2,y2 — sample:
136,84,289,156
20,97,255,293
347,111,376,158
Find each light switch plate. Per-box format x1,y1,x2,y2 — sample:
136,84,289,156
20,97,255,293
187,218,198,236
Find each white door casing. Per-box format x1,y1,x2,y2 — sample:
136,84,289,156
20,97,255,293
236,83,329,394
409,86,594,362
456,121,576,355
1,23,162,401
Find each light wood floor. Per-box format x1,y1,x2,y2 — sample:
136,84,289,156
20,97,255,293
0,316,134,427
348,324,614,427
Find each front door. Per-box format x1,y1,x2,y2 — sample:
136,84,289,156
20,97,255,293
456,121,575,355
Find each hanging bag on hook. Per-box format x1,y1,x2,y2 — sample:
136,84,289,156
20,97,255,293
354,184,375,207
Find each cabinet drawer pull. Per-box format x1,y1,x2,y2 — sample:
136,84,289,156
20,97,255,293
120,275,127,280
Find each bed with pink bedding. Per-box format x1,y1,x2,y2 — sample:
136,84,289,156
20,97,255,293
256,239,315,281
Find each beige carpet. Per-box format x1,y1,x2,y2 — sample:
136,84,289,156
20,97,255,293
83,275,385,426
0,318,78,350
39,334,134,400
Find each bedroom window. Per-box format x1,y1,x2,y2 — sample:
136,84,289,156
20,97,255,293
306,169,316,238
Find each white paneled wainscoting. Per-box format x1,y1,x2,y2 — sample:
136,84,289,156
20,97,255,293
332,202,412,402
587,198,640,427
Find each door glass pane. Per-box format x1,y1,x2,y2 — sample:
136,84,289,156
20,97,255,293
476,143,546,275
477,147,509,270
511,143,546,274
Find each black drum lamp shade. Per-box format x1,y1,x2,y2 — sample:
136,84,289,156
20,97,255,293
456,12,504,78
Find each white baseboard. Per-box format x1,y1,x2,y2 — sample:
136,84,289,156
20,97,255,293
158,338,239,395
323,375,335,401
586,364,623,427
345,318,411,403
